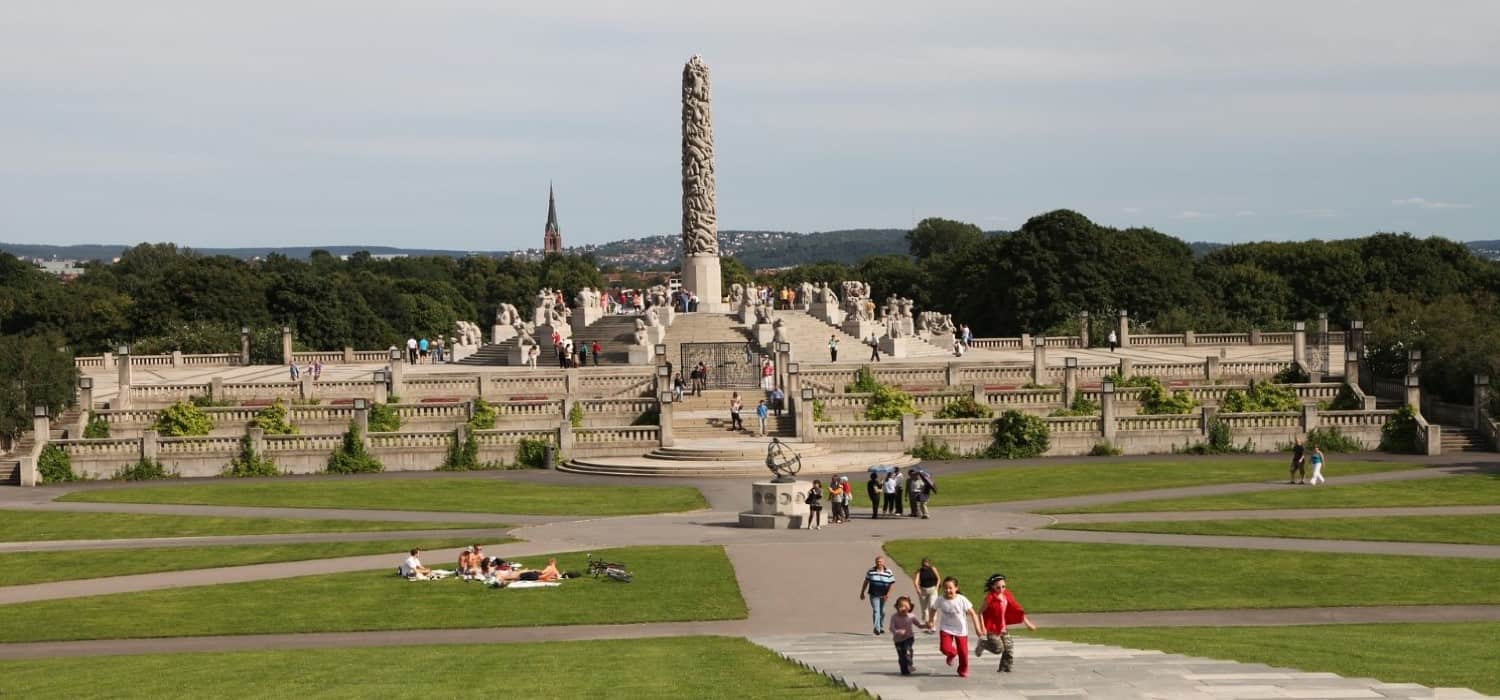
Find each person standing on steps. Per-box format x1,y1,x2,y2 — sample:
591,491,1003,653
913,557,941,631
869,333,881,362
805,479,823,530
859,555,897,635
828,335,839,362
756,399,769,436
591,340,602,366
1289,436,1307,484
927,576,983,677
1107,329,1118,352
867,471,882,519
1309,446,1326,485
729,392,744,432
771,386,785,417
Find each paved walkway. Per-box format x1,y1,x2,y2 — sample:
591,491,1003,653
1,455,1497,696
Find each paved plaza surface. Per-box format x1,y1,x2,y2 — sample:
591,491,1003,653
0,452,1494,697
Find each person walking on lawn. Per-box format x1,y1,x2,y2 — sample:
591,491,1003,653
1290,436,1307,484
859,555,897,635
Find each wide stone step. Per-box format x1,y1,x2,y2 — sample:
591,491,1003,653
560,450,919,478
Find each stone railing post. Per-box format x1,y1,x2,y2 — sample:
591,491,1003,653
387,350,405,399
1118,357,1133,380
1031,337,1047,386
141,430,159,462
1205,355,1220,382
1249,329,1262,345
77,377,94,415
1407,349,1423,376
1344,351,1361,385
970,383,985,406
1291,322,1306,368
1302,404,1319,433
1475,375,1491,427
561,397,575,428
558,422,575,458
210,377,224,403
247,426,266,455
945,362,959,388
564,368,579,396
1200,405,1217,437
1427,424,1442,456
658,392,675,447
353,398,370,436
900,413,917,450
1117,310,1130,348
1078,311,1091,349
32,406,50,448
171,350,183,368
343,347,355,364
1100,381,1117,442
299,373,313,401
103,351,114,369
240,327,251,366
1404,374,1421,410
1183,330,1196,346
1062,357,1079,408
1020,332,1031,349
116,345,132,409
280,326,294,365
1318,312,1329,339
796,385,814,442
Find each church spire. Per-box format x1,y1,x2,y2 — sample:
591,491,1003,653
543,183,562,254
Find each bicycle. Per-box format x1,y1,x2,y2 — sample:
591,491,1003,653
586,553,634,582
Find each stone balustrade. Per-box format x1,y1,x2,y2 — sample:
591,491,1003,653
473,429,556,447
1044,416,1102,433
264,434,345,452
1318,409,1396,427
1216,412,1300,430
573,426,659,444
182,353,241,366
815,421,901,439
579,397,657,415
1118,414,1199,432
53,438,141,458
158,436,243,455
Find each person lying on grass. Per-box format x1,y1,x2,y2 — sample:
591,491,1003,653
487,558,562,584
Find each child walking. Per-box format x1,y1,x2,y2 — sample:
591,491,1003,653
890,596,919,675
925,576,983,677
975,573,1038,672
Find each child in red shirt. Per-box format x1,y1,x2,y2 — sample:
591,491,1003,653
976,573,1037,673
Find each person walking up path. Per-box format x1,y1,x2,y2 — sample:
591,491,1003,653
912,557,941,632
859,556,896,635
1310,446,1326,485
1290,436,1307,484
926,576,983,677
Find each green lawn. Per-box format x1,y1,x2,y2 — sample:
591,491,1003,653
1043,472,1500,514
0,636,860,700
0,509,495,541
1051,514,1500,545
1042,624,1500,696
883,539,1500,613
931,459,1416,506
0,538,510,587
59,479,709,516
0,546,744,643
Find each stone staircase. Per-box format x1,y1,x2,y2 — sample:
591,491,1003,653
661,312,756,367
560,437,917,478
0,406,82,485
1440,425,1492,453
457,316,643,367
770,309,954,362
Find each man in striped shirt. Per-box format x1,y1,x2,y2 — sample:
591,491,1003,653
859,556,898,635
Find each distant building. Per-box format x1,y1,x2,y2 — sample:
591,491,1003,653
543,184,563,254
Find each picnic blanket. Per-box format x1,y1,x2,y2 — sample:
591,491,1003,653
503,581,561,590
406,568,455,581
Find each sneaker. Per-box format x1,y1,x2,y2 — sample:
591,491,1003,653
945,655,955,667
974,646,982,657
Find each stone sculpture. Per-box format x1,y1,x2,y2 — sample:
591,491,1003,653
798,281,814,310
513,320,537,348
574,287,601,310
728,283,745,306
754,303,773,325
917,311,956,335
647,284,671,309
681,55,718,257
814,282,839,305
495,303,520,327
772,318,788,344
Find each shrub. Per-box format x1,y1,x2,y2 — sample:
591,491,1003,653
812,400,830,422
1178,418,1252,455
515,437,551,469
866,384,923,421
113,458,175,481
1102,371,1156,388
38,445,76,483
326,424,383,474
909,436,963,461
569,402,585,428
1088,441,1122,456
253,400,297,435
1379,404,1424,454
1138,378,1200,415
1221,380,1301,413
935,397,992,420
83,413,110,438
1323,383,1364,411
224,435,280,477
847,366,879,393
467,399,497,431
986,409,1050,459
440,429,482,471
631,406,661,426
1305,427,1364,453
189,395,234,408
1050,394,1099,417
367,403,401,432
1273,364,1310,384
152,401,214,437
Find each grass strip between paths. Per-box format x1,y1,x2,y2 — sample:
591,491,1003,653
883,539,1500,613
1040,623,1500,696
0,546,745,643
0,538,511,588
0,636,861,700
1043,472,1500,514
58,479,708,516
1050,514,1500,545
0,509,498,542
931,459,1415,507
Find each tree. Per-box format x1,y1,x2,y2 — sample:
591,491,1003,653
0,333,77,441
906,217,984,260
720,255,754,292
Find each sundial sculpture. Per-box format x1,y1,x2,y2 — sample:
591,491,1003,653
764,437,802,483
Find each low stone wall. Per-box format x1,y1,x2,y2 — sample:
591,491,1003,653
815,382,1345,421
798,358,1297,395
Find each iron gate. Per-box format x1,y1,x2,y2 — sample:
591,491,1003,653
680,342,760,389
1308,325,1330,377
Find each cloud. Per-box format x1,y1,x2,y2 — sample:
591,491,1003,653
1173,210,1209,220
1392,197,1475,210
1122,207,1142,214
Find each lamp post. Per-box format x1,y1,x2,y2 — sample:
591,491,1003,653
240,326,251,366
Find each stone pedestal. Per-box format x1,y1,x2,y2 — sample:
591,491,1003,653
570,307,603,335
927,332,956,352
754,323,776,348
627,345,653,365
842,318,881,343
738,480,811,529
506,344,535,366
644,325,667,346
683,254,725,313
809,300,844,326
879,336,914,359
492,324,516,345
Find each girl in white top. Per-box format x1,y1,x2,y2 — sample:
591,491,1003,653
925,576,983,677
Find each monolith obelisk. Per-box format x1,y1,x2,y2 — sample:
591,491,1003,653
680,55,725,312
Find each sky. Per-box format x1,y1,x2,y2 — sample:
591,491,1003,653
2,1,1497,250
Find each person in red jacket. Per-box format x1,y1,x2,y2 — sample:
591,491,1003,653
975,573,1037,673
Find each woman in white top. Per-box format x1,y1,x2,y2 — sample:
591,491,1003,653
925,576,983,677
